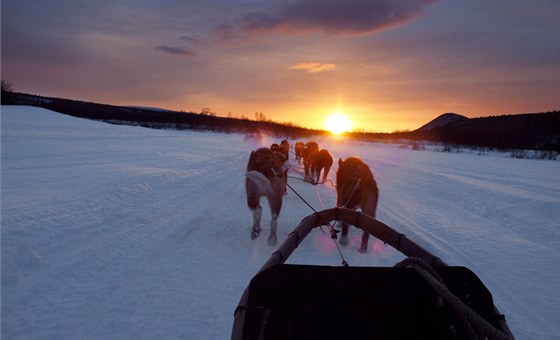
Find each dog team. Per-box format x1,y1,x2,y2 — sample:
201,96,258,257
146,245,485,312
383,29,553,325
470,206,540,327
246,139,379,253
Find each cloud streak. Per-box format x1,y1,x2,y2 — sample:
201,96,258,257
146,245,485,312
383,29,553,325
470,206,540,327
289,62,336,73
154,46,196,57
180,36,201,44
217,0,436,39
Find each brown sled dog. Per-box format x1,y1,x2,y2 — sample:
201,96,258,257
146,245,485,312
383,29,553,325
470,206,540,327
336,157,379,253
246,148,285,245
302,141,319,182
280,140,290,161
309,149,333,184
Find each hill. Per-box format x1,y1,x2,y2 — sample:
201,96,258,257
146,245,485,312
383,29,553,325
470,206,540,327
416,113,468,132
408,112,560,151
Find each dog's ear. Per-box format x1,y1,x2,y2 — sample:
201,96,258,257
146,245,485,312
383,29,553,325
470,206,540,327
339,158,344,166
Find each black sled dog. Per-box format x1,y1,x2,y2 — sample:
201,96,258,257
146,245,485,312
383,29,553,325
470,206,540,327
246,148,285,245
336,157,379,252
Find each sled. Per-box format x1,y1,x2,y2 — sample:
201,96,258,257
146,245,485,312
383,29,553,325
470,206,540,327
231,208,515,339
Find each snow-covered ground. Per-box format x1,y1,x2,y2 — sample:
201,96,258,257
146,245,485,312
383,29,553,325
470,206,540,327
2,106,559,339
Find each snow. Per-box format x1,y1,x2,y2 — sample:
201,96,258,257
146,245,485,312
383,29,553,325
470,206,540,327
2,106,559,339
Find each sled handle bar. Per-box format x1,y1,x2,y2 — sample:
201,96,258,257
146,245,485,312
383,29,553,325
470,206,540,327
258,207,447,274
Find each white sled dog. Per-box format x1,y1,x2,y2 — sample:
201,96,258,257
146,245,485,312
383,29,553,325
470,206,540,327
246,148,286,245
336,157,379,253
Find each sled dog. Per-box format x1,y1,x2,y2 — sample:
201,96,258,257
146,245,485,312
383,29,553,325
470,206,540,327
309,149,333,184
270,143,289,194
294,141,304,163
246,148,285,245
302,141,319,182
336,157,379,253
280,140,290,161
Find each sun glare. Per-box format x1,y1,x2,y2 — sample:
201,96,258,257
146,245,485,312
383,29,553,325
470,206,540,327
324,113,352,135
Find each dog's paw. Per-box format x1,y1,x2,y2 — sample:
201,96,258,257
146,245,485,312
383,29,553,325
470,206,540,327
267,235,277,246
251,226,261,240
339,235,349,246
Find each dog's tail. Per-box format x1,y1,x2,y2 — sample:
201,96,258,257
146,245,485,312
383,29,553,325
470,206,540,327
246,171,272,195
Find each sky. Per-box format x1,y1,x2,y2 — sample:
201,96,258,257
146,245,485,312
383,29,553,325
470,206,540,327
2,0,560,132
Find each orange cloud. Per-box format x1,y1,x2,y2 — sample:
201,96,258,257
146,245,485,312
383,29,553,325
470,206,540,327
289,62,336,73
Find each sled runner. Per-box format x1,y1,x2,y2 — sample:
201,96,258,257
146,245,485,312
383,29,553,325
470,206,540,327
231,208,515,340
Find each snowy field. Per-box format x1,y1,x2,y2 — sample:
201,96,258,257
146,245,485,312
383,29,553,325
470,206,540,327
2,106,559,339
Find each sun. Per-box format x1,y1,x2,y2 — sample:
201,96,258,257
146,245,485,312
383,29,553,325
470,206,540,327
324,113,353,135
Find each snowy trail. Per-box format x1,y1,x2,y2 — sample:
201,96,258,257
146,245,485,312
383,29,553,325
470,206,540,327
2,106,559,339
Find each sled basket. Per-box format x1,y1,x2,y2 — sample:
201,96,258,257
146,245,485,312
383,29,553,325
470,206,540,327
231,208,515,340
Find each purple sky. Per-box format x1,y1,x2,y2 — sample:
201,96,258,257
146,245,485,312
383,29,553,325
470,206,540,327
2,0,559,132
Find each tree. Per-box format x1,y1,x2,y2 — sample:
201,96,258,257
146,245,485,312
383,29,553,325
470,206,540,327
200,107,216,116
1,80,13,93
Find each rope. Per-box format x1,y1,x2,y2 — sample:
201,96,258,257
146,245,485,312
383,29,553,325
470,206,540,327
321,178,337,188
288,163,336,187
313,184,325,210
339,178,362,209
396,257,514,340
283,171,348,267
287,164,306,178
396,257,445,285
285,181,317,213
286,164,363,253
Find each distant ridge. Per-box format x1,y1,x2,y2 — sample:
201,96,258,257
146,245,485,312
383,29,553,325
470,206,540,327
416,113,468,132
0,91,320,138
2,90,559,151
408,111,560,151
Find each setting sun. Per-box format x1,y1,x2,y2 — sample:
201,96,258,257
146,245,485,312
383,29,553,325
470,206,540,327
324,113,353,134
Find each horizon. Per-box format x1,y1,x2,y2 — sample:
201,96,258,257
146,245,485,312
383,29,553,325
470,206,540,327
2,1,560,132
4,88,559,136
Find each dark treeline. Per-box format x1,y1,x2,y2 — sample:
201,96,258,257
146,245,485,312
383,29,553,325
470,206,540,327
2,90,559,152
405,112,560,151
1,91,323,139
